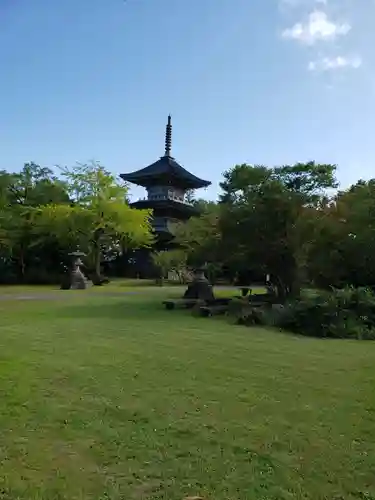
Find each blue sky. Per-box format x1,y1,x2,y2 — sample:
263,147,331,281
1,0,374,201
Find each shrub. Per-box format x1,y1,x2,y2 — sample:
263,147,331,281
230,299,284,328
278,286,375,340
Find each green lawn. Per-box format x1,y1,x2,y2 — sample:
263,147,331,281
0,290,375,500
0,279,263,296
0,278,156,294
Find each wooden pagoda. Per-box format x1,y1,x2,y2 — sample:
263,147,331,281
120,116,211,277
121,115,211,245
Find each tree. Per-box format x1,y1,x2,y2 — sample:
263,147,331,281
219,161,337,205
219,162,338,298
273,161,338,203
173,202,221,268
306,179,375,288
4,162,69,207
0,163,71,281
32,162,154,278
151,249,188,284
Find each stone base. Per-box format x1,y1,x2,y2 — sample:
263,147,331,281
60,270,91,290
183,280,215,302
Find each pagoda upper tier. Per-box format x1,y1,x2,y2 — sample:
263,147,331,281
120,116,211,191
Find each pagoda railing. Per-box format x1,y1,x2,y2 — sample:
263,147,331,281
136,194,194,206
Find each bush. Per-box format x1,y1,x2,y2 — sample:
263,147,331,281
278,286,375,340
229,298,283,328
237,307,265,326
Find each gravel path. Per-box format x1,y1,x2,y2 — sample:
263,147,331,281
0,291,143,301
0,286,239,301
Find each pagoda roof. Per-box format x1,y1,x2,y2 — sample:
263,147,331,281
130,198,199,217
120,115,211,190
121,155,211,189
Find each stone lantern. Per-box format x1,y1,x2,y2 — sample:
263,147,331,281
67,251,88,289
182,267,214,301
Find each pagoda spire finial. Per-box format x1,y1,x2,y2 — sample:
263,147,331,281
164,114,172,157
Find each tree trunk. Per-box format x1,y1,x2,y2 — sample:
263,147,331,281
274,268,301,302
94,245,101,278
285,263,301,299
19,249,26,282
90,233,102,285
273,276,288,303
289,276,301,298
156,276,164,286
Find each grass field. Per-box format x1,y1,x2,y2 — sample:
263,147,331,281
0,288,375,499
0,280,247,295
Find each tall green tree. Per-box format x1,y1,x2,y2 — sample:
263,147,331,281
306,179,375,288
219,162,337,297
32,162,154,277
151,249,188,284
0,163,70,280
173,202,221,268
5,162,69,206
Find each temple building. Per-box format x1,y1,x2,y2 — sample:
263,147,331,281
121,115,211,247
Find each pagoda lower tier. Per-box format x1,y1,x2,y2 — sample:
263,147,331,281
131,198,199,240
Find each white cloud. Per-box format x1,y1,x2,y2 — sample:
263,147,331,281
308,55,362,71
282,10,351,44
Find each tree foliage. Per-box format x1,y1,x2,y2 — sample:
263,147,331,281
177,162,339,297
32,162,153,277
173,202,221,267
2,157,375,295
0,163,71,282
305,179,375,288
151,249,188,283
0,161,153,283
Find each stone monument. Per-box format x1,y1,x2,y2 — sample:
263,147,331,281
69,251,87,289
67,251,89,290
183,267,215,302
